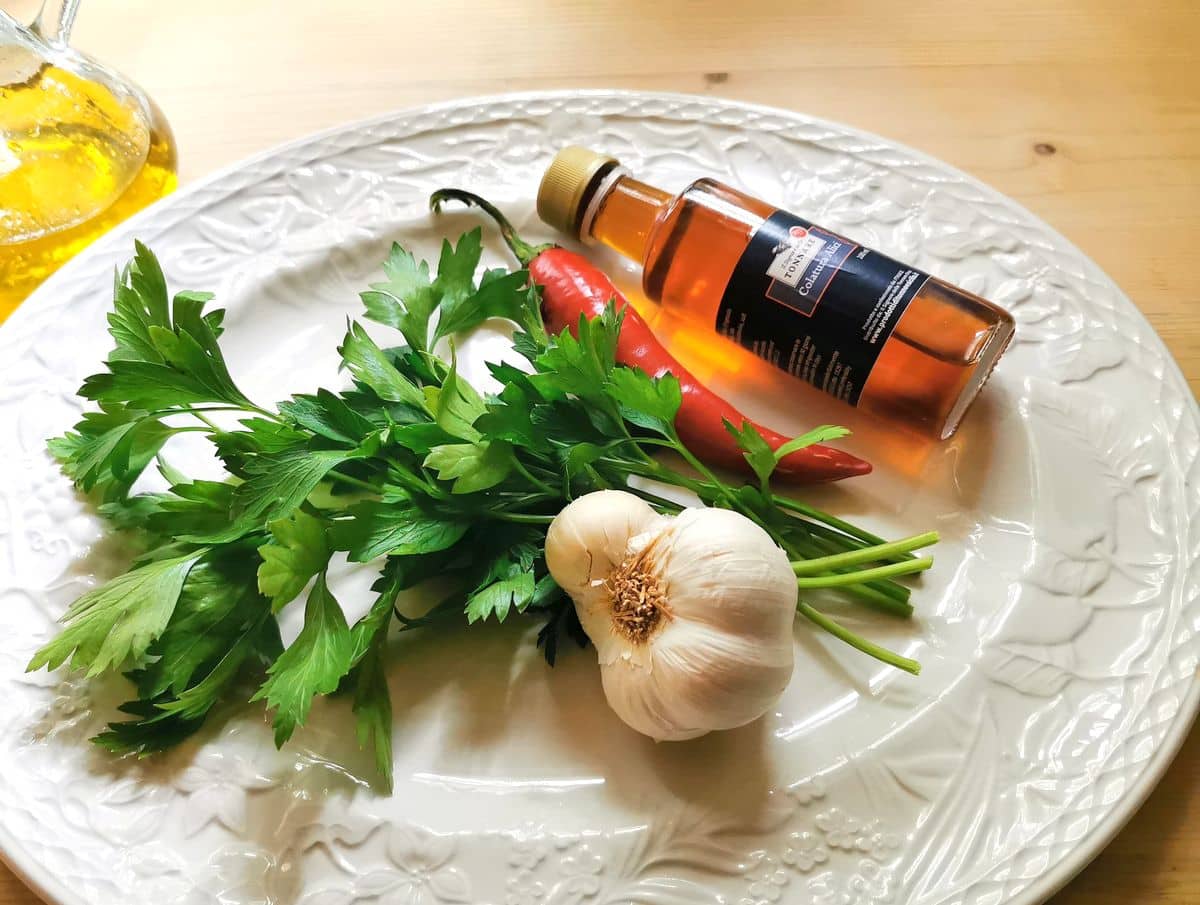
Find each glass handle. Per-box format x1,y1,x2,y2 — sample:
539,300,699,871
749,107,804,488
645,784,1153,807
30,0,81,46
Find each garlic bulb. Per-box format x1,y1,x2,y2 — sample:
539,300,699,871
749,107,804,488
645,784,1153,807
544,490,797,741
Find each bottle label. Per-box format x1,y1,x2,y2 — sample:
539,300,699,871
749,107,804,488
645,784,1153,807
716,210,929,406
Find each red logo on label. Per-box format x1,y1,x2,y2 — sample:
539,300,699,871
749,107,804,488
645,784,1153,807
789,225,809,240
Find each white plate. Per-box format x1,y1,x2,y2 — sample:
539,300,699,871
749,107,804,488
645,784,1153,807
0,91,1196,905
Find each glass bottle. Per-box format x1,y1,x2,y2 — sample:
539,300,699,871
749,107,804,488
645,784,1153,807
0,0,178,320
536,147,1014,439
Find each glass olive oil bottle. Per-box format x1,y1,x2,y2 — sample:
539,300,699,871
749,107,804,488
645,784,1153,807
1,1,178,320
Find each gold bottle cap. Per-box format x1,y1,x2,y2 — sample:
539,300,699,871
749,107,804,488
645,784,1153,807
537,146,620,238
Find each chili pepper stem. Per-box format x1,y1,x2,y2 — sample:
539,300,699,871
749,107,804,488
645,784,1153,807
430,188,554,266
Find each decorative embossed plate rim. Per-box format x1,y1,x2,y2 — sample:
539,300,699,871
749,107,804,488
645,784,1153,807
0,90,1196,905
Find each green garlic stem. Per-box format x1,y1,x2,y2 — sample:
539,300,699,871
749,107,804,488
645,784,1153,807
835,583,914,618
802,520,917,563
794,557,933,587
798,602,921,675
792,531,939,575
794,534,911,603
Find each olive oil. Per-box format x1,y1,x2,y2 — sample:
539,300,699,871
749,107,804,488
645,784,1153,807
1,62,177,320
537,147,1014,439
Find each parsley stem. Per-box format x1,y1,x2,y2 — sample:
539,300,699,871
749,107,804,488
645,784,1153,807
791,532,939,575
794,557,933,587
627,486,685,514
512,457,558,496
193,412,221,432
665,432,802,554
650,435,733,501
247,403,283,422
153,404,263,416
488,511,554,525
797,602,921,674
327,470,380,495
773,495,898,549
391,468,448,500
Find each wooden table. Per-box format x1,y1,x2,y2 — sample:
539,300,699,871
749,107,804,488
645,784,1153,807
1,0,1196,901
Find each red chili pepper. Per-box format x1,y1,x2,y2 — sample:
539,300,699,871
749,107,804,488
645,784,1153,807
429,190,871,484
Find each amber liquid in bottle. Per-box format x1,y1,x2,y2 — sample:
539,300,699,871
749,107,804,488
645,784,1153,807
583,174,1014,438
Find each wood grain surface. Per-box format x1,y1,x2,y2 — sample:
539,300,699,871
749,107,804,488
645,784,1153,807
0,1,1196,902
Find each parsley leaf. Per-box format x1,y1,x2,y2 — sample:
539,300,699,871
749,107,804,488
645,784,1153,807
279,390,377,446
434,270,536,341
251,573,354,746
475,369,551,453
464,542,539,624
431,228,483,316
723,422,852,491
257,509,330,610
531,305,622,404
349,583,399,665
27,551,203,676
369,549,464,600
82,244,252,411
96,492,170,540
137,547,268,698
351,633,393,792
47,405,171,500
535,591,589,666
150,625,261,721
331,500,469,562
605,369,682,437
424,441,512,494
361,229,484,355
422,351,486,441
213,418,310,476
560,441,610,488
93,701,206,756
361,242,436,352
465,569,535,624
232,447,359,525
388,422,459,455
774,424,852,461
97,611,281,756
146,479,241,543
723,419,778,491
339,321,427,409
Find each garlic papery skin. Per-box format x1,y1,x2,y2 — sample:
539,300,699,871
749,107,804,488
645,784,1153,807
544,490,797,741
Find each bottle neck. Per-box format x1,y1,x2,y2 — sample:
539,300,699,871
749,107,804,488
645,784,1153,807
584,172,671,264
